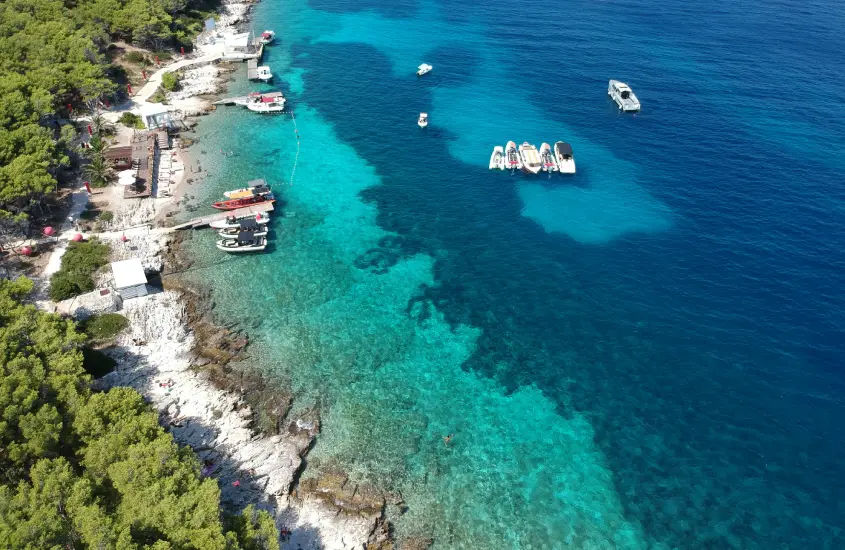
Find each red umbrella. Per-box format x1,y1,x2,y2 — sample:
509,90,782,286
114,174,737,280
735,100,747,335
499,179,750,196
20,246,32,256
43,226,55,236
72,233,84,242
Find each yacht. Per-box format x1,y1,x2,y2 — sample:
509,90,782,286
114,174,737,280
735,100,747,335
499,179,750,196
505,141,522,171
217,218,268,238
539,143,558,172
254,66,273,82
518,142,542,174
210,212,271,229
489,146,505,170
608,80,640,112
418,112,428,128
260,30,275,45
554,142,576,174
245,92,285,113
417,63,433,76
223,179,271,199
216,232,267,253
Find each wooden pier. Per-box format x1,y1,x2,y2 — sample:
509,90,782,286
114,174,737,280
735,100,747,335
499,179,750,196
171,202,274,230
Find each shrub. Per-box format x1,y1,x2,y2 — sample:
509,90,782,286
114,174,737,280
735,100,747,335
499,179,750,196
80,313,129,342
118,112,145,129
98,211,114,222
124,51,147,64
48,240,110,301
161,71,180,92
148,88,168,104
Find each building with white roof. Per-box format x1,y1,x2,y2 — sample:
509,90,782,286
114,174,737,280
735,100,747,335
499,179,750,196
111,258,149,299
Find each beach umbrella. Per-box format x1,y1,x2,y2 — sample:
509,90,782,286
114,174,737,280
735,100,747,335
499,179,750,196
72,233,84,242
43,226,55,237
118,170,136,186
20,246,32,256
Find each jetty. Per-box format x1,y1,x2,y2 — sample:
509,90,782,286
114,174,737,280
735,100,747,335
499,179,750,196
171,202,274,230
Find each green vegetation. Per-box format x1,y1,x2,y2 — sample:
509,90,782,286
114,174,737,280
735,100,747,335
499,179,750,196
118,111,146,129
124,51,149,64
98,210,114,222
80,313,129,342
161,71,181,91
0,278,279,549
48,239,110,301
149,87,169,104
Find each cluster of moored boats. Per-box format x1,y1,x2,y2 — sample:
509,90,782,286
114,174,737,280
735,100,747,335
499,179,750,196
490,141,575,174
210,179,275,253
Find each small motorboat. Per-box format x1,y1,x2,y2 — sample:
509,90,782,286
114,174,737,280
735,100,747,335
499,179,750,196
539,143,558,172
245,92,285,113
217,218,268,238
216,231,267,253
505,141,522,171
608,80,640,112
489,146,505,170
210,212,271,229
252,66,273,82
554,142,576,174
223,179,271,199
260,30,275,45
519,142,542,175
212,193,275,211
418,112,428,128
417,63,433,76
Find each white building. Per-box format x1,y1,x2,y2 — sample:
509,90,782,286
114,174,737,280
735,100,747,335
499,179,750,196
139,103,174,130
111,258,149,299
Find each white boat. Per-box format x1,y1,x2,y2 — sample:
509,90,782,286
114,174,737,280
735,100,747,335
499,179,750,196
216,232,267,253
245,92,285,113
217,218,268,238
417,63,433,76
260,30,275,45
505,141,522,171
254,66,273,82
209,212,271,229
223,179,271,199
608,80,640,112
554,142,576,174
418,112,428,128
518,142,542,175
489,146,505,170
539,143,558,172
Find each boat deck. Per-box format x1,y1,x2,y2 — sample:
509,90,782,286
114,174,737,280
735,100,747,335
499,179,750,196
171,202,274,229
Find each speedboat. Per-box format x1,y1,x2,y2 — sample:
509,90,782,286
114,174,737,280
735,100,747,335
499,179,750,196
216,232,267,253
223,180,271,199
505,141,522,171
518,142,542,175
260,30,275,45
417,63,433,76
217,218,268,238
608,80,640,112
418,112,428,128
210,212,271,229
554,142,576,174
254,66,273,82
212,193,275,211
489,146,505,170
245,92,285,113
539,143,558,172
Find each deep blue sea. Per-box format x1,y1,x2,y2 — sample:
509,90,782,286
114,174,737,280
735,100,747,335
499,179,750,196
181,0,845,546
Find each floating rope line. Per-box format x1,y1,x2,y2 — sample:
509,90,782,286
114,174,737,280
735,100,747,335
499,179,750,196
289,109,300,186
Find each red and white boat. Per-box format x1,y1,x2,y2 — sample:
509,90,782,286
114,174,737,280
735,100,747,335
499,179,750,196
211,193,275,210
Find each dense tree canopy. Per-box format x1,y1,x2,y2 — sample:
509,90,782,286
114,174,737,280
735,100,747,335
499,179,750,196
0,277,279,549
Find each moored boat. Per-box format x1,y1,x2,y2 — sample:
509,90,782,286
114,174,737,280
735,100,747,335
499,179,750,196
212,193,275,211
418,112,428,128
260,30,275,45
505,141,522,170
519,142,542,174
554,141,576,174
245,92,285,113
489,146,505,170
417,63,433,76
217,218,268,238
209,211,271,229
223,179,271,199
216,232,267,253
540,143,558,172
253,66,273,82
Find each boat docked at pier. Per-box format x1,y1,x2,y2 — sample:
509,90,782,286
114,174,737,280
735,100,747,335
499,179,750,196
212,192,275,211
223,179,271,199
505,141,522,170
519,142,542,174
418,112,428,128
260,30,275,45
554,142,576,173
489,146,505,170
252,66,273,82
217,218,268,238
539,143,558,172
417,63,433,76
216,232,267,253
210,211,271,229
608,80,640,111
246,92,285,113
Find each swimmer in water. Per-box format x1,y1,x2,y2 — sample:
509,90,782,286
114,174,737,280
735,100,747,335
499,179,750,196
443,434,454,446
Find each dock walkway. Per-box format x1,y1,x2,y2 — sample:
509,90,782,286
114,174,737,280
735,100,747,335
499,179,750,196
171,202,274,230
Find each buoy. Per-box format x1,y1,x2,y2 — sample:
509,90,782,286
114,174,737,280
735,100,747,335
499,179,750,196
72,233,84,242
43,226,55,237
20,246,32,256
121,234,128,242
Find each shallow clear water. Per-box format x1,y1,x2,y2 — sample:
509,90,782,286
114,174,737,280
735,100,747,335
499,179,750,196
181,0,845,547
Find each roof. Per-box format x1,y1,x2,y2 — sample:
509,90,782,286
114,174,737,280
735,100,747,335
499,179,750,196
238,231,257,242
104,145,133,159
139,103,169,117
555,142,573,155
240,219,258,229
111,258,147,288
227,32,250,48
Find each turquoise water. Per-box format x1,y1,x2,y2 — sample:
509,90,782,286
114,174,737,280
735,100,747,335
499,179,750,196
181,0,845,547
